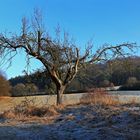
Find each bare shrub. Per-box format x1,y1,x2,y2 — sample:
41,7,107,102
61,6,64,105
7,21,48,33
80,88,119,105
0,110,15,119
15,98,58,117
1,97,59,119
0,74,11,96
126,77,137,86
27,106,58,117
99,80,110,87
13,97,35,115
11,83,38,96
11,83,26,96
25,83,38,95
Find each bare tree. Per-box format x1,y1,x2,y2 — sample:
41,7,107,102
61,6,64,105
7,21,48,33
0,10,137,105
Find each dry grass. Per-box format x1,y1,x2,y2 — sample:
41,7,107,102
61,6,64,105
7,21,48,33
0,97,60,121
128,97,137,105
0,96,11,100
0,102,140,139
1,106,59,119
1,90,139,123
80,88,119,106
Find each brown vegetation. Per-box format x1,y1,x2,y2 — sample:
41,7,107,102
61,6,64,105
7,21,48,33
0,74,11,96
80,88,119,105
0,102,140,139
11,83,38,96
0,97,59,121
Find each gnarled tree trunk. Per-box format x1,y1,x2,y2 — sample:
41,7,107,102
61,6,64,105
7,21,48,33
56,84,66,105
50,70,67,105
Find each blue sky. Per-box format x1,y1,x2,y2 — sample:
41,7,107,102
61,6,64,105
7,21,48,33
0,0,140,79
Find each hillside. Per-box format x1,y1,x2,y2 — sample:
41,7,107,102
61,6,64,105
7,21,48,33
9,56,140,93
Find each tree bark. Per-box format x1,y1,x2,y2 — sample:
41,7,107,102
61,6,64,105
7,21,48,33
56,85,66,105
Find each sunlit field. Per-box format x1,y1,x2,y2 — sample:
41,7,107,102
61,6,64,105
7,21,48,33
0,91,140,139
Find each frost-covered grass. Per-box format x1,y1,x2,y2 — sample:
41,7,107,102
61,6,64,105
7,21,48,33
0,102,140,140
0,91,140,139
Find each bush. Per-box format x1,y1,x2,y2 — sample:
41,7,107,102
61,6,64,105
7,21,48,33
119,81,140,90
80,88,119,105
126,77,137,86
11,83,38,96
99,80,110,87
0,74,11,96
119,77,140,90
25,83,38,94
1,97,59,119
11,83,26,96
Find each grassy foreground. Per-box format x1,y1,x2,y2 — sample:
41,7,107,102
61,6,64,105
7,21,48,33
0,90,140,139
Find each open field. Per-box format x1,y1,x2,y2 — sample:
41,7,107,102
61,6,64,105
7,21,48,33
0,103,140,140
0,91,140,112
0,94,84,112
0,92,140,139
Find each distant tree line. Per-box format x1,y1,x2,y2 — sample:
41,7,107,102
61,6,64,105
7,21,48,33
7,56,140,96
67,56,140,91
0,56,140,97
